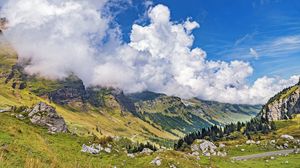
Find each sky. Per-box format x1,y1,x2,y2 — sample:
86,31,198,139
0,0,299,105
116,0,300,82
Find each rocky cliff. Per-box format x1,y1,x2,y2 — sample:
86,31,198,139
260,81,300,121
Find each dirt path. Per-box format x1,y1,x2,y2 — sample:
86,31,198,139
231,149,298,161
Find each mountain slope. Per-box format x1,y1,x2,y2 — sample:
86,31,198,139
259,81,300,121
0,41,260,142
128,91,261,136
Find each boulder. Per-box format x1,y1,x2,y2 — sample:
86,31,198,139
140,148,153,155
0,109,9,113
191,139,218,157
203,152,210,157
104,147,112,153
246,140,255,144
217,151,227,157
16,114,25,120
281,135,294,140
150,157,162,166
127,153,135,158
219,143,226,148
191,151,199,156
191,144,199,151
169,164,177,168
81,144,100,154
199,140,217,153
28,102,68,133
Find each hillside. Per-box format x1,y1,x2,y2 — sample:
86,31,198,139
1,107,299,167
259,82,300,121
0,41,261,141
0,40,300,168
129,92,260,136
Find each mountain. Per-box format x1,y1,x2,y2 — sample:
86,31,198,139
0,41,260,142
129,92,261,136
1,38,300,168
259,81,300,121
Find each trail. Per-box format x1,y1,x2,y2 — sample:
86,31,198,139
231,149,298,161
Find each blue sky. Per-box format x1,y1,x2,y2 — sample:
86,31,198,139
115,0,300,83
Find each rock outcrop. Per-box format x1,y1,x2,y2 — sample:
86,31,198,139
0,18,7,34
46,77,88,106
28,102,68,133
260,83,300,121
190,139,225,157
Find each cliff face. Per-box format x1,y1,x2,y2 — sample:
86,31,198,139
260,83,300,121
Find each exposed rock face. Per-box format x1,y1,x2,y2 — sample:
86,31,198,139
260,84,300,121
28,102,68,133
47,79,88,106
112,89,137,114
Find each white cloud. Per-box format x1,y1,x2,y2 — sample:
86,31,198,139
249,48,259,58
1,2,298,105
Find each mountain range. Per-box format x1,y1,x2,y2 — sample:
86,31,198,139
0,39,300,168
0,41,262,141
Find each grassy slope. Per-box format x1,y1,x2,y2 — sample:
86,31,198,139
189,98,261,124
1,113,299,168
0,80,177,141
133,95,260,136
0,44,177,143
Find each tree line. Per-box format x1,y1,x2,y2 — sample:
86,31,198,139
126,142,158,153
174,118,276,150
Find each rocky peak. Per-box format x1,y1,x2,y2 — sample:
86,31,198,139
46,76,88,106
260,84,300,121
28,102,68,133
111,89,137,114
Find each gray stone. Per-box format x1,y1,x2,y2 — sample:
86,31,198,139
198,140,217,153
191,151,199,156
151,157,162,166
219,143,226,148
104,147,111,153
140,148,153,155
169,164,177,168
246,140,255,144
16,114,25,120
28,102,67,133
217,151,227,157
81,144,100,154
281,135,294,140
127,153,135,158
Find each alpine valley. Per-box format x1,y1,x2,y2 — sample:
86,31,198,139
0,37,300,168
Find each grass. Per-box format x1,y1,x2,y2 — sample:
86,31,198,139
0,105,300,167
0,113,205,168
275,114,300,138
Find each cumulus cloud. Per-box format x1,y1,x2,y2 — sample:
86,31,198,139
0,1,298,104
